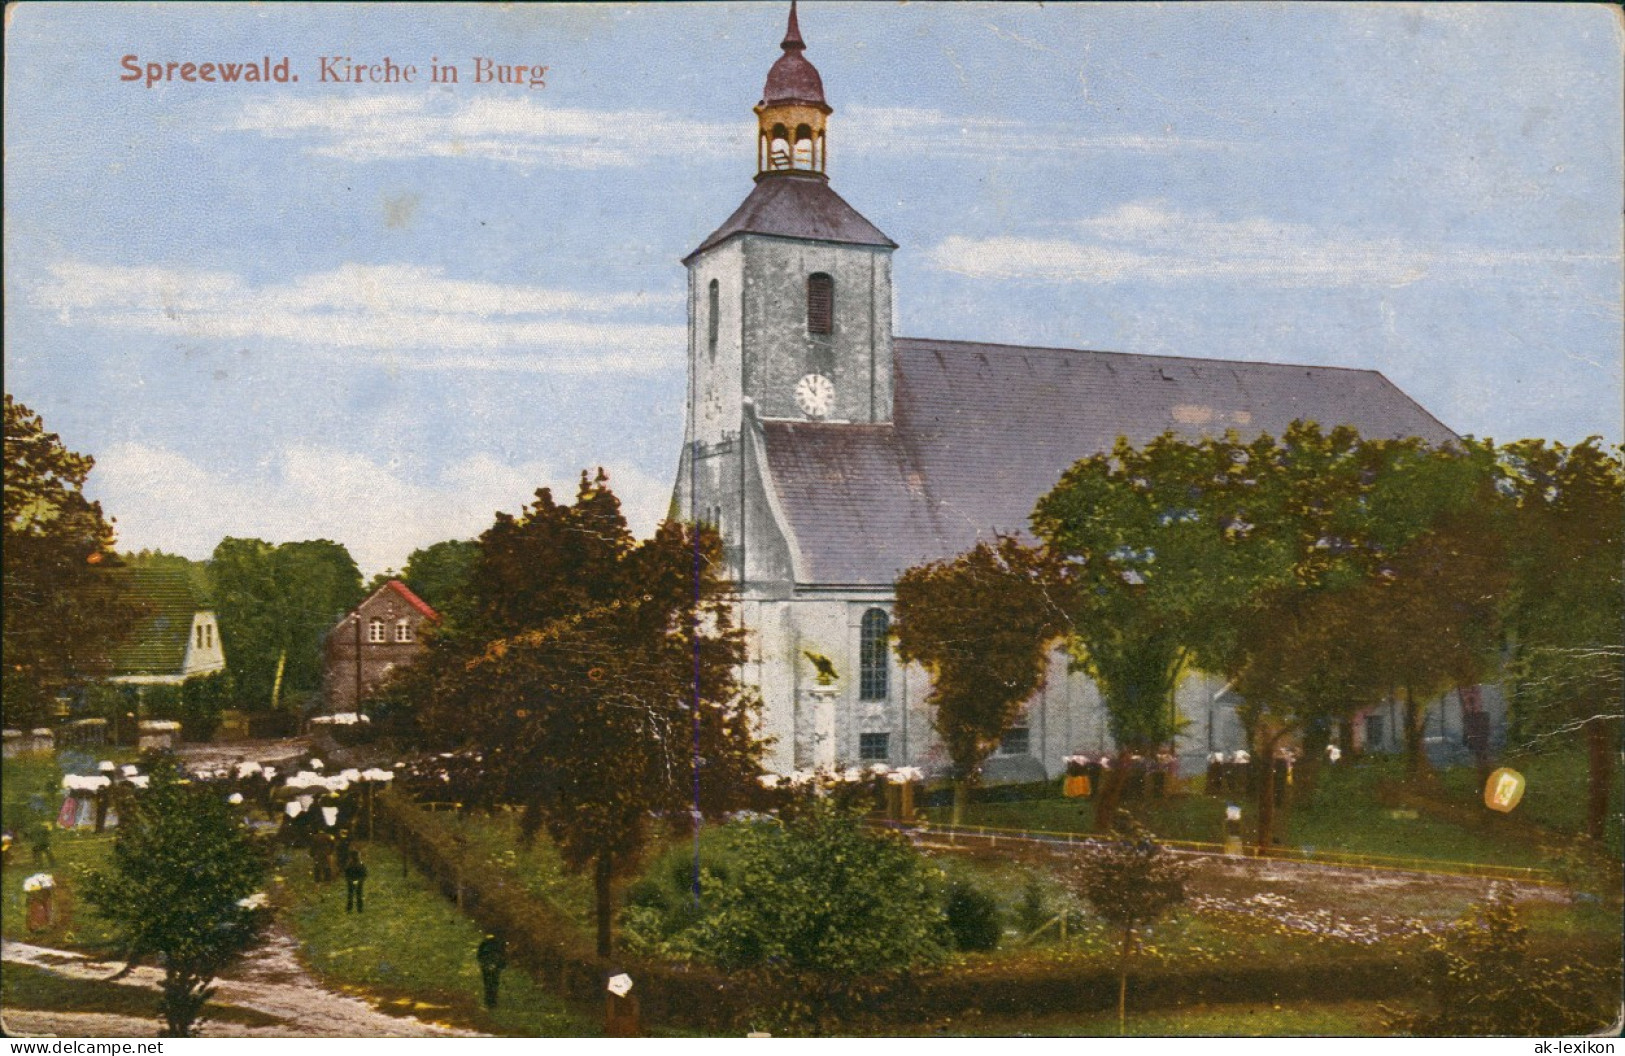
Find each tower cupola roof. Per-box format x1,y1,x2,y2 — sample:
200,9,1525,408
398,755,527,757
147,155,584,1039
761,2,825,107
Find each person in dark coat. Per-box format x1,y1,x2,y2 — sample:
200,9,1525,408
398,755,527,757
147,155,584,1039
476,933,506,1008
344,850,368,913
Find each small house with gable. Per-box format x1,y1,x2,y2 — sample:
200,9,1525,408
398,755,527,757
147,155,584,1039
322,579,438,713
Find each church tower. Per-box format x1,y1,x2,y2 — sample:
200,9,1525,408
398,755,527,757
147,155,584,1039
682,1,897,458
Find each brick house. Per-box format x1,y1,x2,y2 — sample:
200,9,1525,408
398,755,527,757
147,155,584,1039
322,579,438,713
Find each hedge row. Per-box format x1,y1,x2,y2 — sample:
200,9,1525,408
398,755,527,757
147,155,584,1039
373,791,742,1029
380,795,1599,1032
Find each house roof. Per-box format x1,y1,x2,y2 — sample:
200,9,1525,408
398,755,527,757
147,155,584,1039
759,338,1459,586
383,579,439,620
331,579,439,634
110,567,210,676
684,173,896,263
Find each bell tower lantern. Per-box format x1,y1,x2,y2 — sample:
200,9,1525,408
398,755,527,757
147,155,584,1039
755,2,830,178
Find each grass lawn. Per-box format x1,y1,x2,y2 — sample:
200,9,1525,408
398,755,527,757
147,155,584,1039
1434,745,1624,860
915,997,1393,1037
275,837,598,1036
0,960,282,1029
922,759,1559,870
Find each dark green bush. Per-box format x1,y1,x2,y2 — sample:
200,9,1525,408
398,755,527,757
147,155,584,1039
944,879,1002,952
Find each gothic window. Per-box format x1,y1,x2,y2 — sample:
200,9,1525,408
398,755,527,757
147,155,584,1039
395,618,413,643
859,731,890,763
707,279,719,359
368,618,385,644
999,727,1030,755
807,272,834,335
859,608,889,700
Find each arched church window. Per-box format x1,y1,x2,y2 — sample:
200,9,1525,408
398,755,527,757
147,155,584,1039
859,608,889,700
807,272,834,335
793,124,814,169
707,279,720,358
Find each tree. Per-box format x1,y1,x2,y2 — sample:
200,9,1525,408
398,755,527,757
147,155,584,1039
1070,811,1191,1035
399,539,479,625
1033,431,1292,826
673,799,948,1034
1499,438,1624,842
1382,889,1617,1036
209,537,363,709
3,395,143,727
893,537,1069,825
408,471,767,958
85,759,269,1036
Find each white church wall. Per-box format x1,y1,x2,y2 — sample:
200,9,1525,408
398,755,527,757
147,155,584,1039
739,236,893,424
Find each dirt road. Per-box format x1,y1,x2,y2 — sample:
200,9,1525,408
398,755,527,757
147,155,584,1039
2,928,484,1038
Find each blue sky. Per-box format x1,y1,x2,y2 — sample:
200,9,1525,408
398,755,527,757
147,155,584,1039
5,2,1620,575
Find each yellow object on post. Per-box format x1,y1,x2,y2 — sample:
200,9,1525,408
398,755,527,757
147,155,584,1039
1484,767,1526,813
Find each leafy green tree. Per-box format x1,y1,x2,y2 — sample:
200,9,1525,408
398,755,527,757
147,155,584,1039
272,539,364,696
1382,889,1617,1036
3,395,144,727
1499,438,1624,842
208,537,362,709
85,759,269,1036
408,471,766,958
1033,430,1293,825
1070,811,1191,1035
673,800,948,1035
399,539,479,624
893,537,1069,824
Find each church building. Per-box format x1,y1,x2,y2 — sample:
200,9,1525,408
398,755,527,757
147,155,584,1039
672,6,1458,779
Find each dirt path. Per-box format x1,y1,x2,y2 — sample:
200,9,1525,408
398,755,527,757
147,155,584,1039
2,929,484,1038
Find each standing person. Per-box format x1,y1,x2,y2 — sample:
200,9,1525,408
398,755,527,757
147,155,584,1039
344,850,368,913
476,933,506,1008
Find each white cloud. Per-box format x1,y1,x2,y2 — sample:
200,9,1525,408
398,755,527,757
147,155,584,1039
228,95,747,167
33,261,684,372
925,201,1615,288
224,96,1233,169
843,105,1239,159
93,442,671,576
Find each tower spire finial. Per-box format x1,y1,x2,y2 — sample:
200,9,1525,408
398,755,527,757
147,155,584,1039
782,1,805,52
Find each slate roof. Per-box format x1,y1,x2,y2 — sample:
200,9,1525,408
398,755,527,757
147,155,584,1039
110,567,210,676
760,338,1458,586
684,173,896,263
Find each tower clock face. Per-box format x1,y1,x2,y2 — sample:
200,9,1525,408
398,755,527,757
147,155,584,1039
793,373,835,419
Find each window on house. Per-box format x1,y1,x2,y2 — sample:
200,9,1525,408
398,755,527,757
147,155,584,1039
395,619,413,643
859,608,889,701
859,732,890,763
204,624,213,649
999,727,1030,756
807,272,834,335
707,279,719,358
195,625,204,649
368,618,385,644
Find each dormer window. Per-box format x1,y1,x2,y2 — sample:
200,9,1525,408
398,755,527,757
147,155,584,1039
807,272,833,334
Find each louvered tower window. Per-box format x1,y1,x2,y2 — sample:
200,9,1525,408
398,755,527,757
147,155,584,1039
859,608,889,701
807,272,834,335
